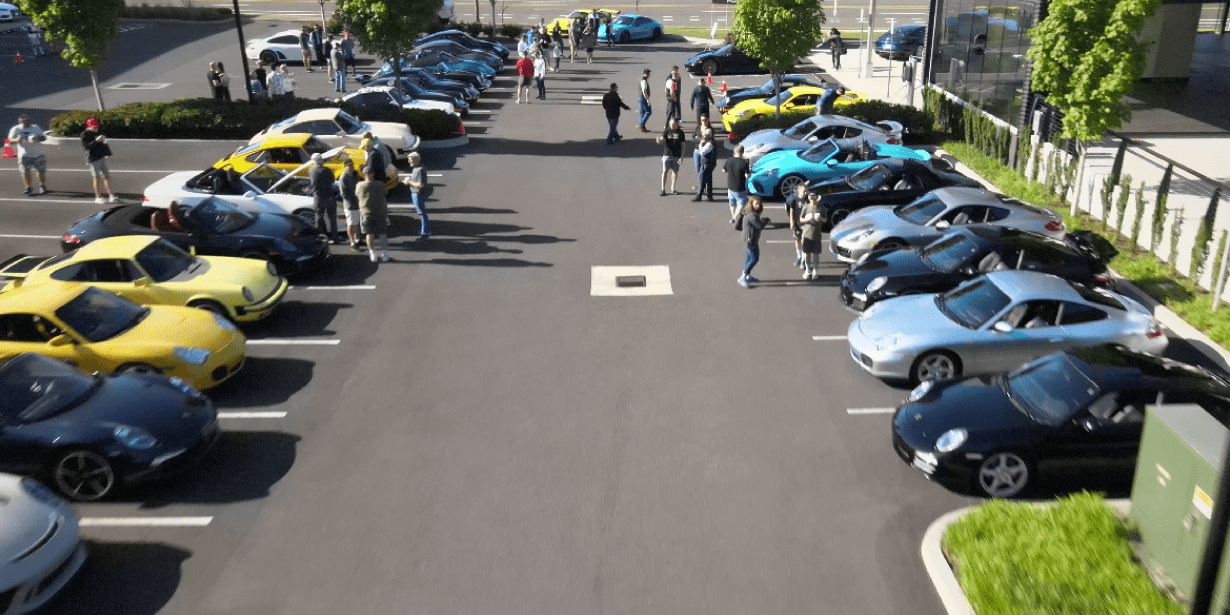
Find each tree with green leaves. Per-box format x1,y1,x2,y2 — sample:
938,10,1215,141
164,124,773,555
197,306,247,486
1026,0,1161,213
732,0,824,118
21,0,124,112
334,0,442,87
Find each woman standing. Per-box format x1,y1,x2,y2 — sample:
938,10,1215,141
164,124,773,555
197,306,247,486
825,28,844,70
215,62,232,101
582,23,597,64
737,195,770,288
799,192,824,280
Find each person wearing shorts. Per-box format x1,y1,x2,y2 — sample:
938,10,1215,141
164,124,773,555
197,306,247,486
784,182,807,268
799,192,824,280
656,118,685,196
356,166,390,263
339,158,362,251
515,55,534,103
8,115,48,195
85,134,117,204
722,145,751,221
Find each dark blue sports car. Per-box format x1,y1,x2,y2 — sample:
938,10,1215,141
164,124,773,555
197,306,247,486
874,25,927,60
0,353,220,501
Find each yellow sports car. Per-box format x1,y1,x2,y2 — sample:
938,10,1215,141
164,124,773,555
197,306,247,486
721,87,867,131
1,236,288,323
547,9,620,34
214,133,396,189
0,283,246,390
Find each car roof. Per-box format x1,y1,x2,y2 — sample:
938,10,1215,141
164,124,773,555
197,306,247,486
0,281,86,313
984,270,1083,302
293,108,342,122
253,133,313,147
353,86,393,94
1068,345,1230,397
267,29,302,39
931,186,1005,207
62,235,159,260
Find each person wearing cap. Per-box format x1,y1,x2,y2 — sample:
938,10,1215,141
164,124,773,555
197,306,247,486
403,152,430,242
636,68,652,133
85,134,117,204
816,85,846,116
80,118,101,151
308,153,339,243
8,114,48,196
356,164,390,263
663,66,682,129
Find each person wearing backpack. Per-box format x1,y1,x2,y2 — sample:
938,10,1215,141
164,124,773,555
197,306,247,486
824,28,844,70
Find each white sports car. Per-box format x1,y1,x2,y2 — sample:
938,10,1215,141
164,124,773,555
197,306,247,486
144,159,336,224
0,474,87,615
245,29,318,66
249,108,420,162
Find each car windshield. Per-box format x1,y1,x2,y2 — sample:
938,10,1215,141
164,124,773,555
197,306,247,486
798,140,839,164
614,15,634,24
270,117,298,131
185,200,256,234
717,44,734,55
54,287,149,343
388,89,410,104
783,119,819,140
0,354,99,422
231,142,262,158
920,234,979,272
302,137,330,155
935,278,1012,329
848,165,892,191
764,90,793,106
895,193,947,225
335,112,366,135
241,163,289,193
135,239,200,282
1004,354,1100,425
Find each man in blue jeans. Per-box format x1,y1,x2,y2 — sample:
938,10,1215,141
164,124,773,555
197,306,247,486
601,82,630,145
636,68,652,132
722,145,751,221
404,152,431,242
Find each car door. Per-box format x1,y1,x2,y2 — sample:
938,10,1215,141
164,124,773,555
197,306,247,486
1044,389,1147,476
48,259,161,305
977,299,1070,371
0,313,80,366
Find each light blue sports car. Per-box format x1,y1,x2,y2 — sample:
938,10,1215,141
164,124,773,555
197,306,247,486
747,138,931,197
598,15,664,43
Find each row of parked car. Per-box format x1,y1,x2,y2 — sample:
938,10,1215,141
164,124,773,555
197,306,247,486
732,101,1230,500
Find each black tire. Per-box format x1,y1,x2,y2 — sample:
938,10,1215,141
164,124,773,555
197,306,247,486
50,450,116,502
118,362,159,376
239,249,267,261
651,28,662,41
909,350,961,386
259,50,278,66
619,31,630,43
829,207,852,225
877,238,907,251
702,58,718,75
778,174,806,199
292,208,316,225
975,452,1032,498
188,299,230,320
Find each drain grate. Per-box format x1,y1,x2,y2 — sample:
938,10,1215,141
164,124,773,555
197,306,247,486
616,275,646,288
591,266,672,297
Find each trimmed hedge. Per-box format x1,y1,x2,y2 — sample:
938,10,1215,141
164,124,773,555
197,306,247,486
122,4,232,20
726,100,942,144
49,98,462,141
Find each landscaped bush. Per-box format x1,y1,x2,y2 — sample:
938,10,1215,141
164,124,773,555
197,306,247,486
725,100,941,144
122,4,232,20
945,493,1183,615
497,23,523,38
49,98,461,141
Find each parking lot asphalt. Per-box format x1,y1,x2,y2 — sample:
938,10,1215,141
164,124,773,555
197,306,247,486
1,21,1159,615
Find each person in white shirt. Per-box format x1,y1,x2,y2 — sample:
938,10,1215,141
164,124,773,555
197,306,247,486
7,115,47,195
532,52,547,100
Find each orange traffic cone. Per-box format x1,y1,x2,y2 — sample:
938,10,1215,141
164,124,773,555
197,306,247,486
2,138,15,158
14,52,22,64
706,71,712,84
458,119,465,135
720,78,727,93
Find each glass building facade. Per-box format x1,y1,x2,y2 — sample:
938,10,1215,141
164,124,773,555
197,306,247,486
927,0,1043,125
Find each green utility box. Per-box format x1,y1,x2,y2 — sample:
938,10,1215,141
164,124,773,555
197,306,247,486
1131,403,1230,608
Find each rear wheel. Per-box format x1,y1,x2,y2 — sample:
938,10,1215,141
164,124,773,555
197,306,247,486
292,208,316,225
829,207,852,225
702,58,718,75
976,452,1031,498
619,31,630,43
651,28,662,41
910,350,960,385
239,249,268,261
51,450,115,502
188,299,230,320
778,174,806,198
259,50,278,66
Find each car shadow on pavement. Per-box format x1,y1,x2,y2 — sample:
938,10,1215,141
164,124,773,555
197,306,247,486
210,357,315,407
290,255,379,285
243,301,352,338
429,205,518,215
39,542,190,615
129,431,301,507
751,275,840,288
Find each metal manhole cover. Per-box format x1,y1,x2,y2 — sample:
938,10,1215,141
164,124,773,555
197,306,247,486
592,266,672,296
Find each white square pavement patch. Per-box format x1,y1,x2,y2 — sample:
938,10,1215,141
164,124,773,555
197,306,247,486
591,266,673,297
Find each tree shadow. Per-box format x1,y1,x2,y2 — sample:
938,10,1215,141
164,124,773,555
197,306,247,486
39,542,190,615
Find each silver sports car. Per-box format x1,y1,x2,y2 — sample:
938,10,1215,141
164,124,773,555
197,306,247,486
847,270,1168,385
829,186,1065,263
735,115,905,165
0,473,86,615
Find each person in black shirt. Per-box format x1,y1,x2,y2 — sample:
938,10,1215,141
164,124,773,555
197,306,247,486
601,83,630,145
656,118,686,196
308,153,339,243
738,195,770,288
722,145,751,221
690,79,714,126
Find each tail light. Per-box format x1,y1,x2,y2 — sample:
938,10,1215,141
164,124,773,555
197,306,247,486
62,234,80,245
1093,273,1113,284
1044,221,1064,232
887,138,900,144
142,194,149,201
1146,321,1164,339
728,132,736,141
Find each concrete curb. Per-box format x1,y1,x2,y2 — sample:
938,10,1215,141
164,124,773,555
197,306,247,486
922,500,1132,615
417,135,469,149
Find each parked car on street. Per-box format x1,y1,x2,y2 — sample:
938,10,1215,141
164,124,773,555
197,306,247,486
415,40,504,70
415,29,509,59
0,472,86,612
808,158,980,226
334,86,458,116
721,86,866,132
145,161,334,223
366,76,470,114
747,138,931,198
249,109,420,162
245,29,318,66
684,44,773,76
875,25,927,60
716,74,829,114
598,15,664,42
736,116,905,165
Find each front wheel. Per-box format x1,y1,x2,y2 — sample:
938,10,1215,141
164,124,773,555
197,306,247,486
188,299,230,320
877,238,907,251
651,28,662,41
829,207,852,225
976,452,1031,498
259,50,278,66
292,208,316,225
778,174,806,198
51,450,116,502
910,350,960,385
619,31,630,43
118,362,159,376
702,58,718,75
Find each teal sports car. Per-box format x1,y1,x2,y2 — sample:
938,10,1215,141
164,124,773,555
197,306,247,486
748,138,932,198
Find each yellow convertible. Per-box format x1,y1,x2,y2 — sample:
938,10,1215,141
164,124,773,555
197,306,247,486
214,133,395,188
547,9,620,33
721,86,867,131
0,283,246,390
1,236,288,323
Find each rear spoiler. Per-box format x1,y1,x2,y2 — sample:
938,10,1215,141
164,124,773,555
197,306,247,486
0,254,52,287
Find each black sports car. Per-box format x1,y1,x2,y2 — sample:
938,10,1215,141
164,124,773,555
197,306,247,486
874,24,927,60
415,40,505,68
684,44,772,76
377,69,478,101
359,64,491,91
839,227,1115,311
810,159,982,227
366,77,470,114
411,47,502,72
415,29,510,59
716,74,828,113
892,345,1230,498
0,353,220,501
61,198,329,276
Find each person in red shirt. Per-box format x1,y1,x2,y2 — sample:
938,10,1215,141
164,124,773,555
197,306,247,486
515,55,534,104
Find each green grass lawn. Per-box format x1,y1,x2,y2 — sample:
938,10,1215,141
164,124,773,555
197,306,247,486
945,493,1183,615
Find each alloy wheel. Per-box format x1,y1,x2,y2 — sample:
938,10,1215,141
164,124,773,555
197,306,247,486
53,451,115,502
978,452,1030,498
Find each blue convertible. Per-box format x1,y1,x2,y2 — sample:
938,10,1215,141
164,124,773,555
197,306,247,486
598,15,664,43
748,138,931,197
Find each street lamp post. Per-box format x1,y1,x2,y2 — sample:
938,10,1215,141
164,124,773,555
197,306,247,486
860,0,876,78
231,0,255,103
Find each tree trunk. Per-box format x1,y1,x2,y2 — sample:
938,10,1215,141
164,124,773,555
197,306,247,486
475,0,481,28
489,0,497,32
89,67,106,112
318,1,328,34
1070,140,1088,217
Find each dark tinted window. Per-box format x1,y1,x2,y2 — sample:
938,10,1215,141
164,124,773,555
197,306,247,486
1061,302,1108,325
0,313,60,343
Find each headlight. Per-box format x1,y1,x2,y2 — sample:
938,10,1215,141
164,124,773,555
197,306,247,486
114,425,158,450
935,428,968,453
905,380,933,403
242,287,255,302
762,168,779,178
20,477,61,505
174,346,212,365
866,277,888,293
734,109,752,118
211,312,237,332
857,229,875,240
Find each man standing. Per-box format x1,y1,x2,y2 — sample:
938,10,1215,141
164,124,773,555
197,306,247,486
299,27,314,71
308,153,339,243
251,61,268,98
692,131,716,202
26,25,45,57
79,117,101,151
341,33,356,76
690,78,713,126
664,66,682,128
533,51,547,100
722,144,751,220
636,68,652,133
824,28,844,70
603,11,615,47
339,158,363,251
207,62,222,100
517,33,530,58
656,117,686,195
815,85,846,116
357,164,390,263
515,53,534,103
85,134,117,204
601,82,630,145
568,18,580,62
8,115,47,196
330,41,346,92
312,25,325,66
403,152,431,242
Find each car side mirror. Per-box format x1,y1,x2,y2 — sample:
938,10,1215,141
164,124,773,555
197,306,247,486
134,276,152,287
244,191,257,198
336,131,347,137
992,321,1013,333
807,136,818,143
48,333,74,347
1077,416,1098,432
826,159,837,167
935,220,950,231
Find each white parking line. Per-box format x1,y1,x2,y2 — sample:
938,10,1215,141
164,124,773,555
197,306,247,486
38,168,189,173
812,335,847,341
0,233,60,239
847,407,897,415
80,517,213,527
218,411,288,419
467,109,494,114
0,197,110,205
427,173,444,177
247,339,341,346
580,95,603,105
289,285,376,290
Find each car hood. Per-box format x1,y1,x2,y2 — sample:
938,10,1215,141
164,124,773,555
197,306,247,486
245,211,310,240
896,377,1031,442
191,256,282,297
831,207,900,240
751,149,803,174
740,130,790,151
0,474,75,565
47,374,215,442
146,171,202,196
847,248,934,282
110,304,241,353
685,49,721,64
812,175,857,196
855,294,962,346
